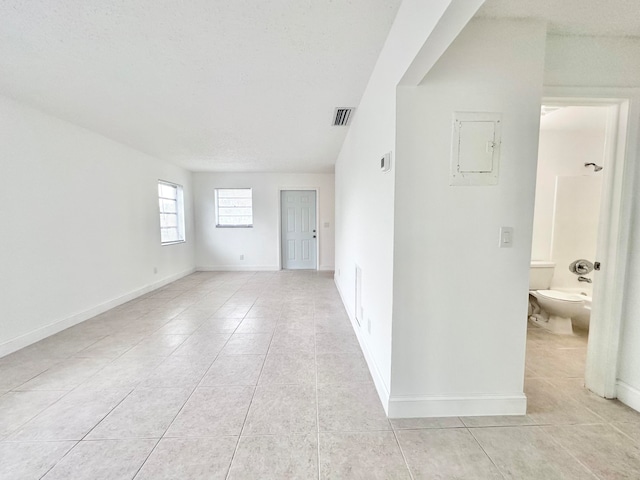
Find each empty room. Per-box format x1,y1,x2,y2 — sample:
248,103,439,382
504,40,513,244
2,0,640,478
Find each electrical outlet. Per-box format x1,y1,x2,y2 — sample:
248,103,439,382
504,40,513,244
240,254,244,260
367,318,372,334
153,267,158,274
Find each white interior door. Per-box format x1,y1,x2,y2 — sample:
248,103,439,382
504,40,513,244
281,190,317,270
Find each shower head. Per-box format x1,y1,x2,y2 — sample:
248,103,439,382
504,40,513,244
585,162,603,172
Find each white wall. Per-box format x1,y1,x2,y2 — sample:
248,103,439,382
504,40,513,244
391,19,547,417
333,0,481,408
619,214,640,410
532,106,607,294
532,107,608,262
544,35,640,410
193,172,334,271
0,95,195,356
551,176,602,293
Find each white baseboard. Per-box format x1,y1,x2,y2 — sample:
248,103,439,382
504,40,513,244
334,276,391,414
616,381,640,412
388,393,527,418
196,266,279,272
332,275,527,419
197,265,335,272
0,267,196,359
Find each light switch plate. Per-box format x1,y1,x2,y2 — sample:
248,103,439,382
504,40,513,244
499,227,514,248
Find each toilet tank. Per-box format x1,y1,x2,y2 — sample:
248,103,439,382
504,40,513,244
529,261,555,290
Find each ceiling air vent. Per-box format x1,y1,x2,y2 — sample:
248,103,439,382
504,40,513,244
333,107,354,126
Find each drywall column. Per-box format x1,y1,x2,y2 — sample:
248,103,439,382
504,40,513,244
390,19,547,417
333,0,484,411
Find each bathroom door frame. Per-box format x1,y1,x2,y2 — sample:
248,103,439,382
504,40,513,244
541,88,639,400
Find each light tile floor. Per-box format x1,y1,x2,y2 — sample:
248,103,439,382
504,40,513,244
1,271,640,479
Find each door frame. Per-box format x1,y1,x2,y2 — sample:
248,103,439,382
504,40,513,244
277,187,320,271
541,87,640,399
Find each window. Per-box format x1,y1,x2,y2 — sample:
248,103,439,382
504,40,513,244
215,188,253,227
158,181,185,244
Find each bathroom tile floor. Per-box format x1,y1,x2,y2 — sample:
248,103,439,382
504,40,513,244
1,271,639,479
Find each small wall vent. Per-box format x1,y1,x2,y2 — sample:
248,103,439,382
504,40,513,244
355,265,362,327
333,108,354,126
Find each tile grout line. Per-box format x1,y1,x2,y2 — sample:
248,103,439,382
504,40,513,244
6,334,109,394
130,356,224,480
224,277,272,480
35,387,138,478
37,440,81,480
465,425,508,480
127,437,162,480
609,421,640,442
0,389,77,441
108,273,246,479
124,276,223,479
541,425,605,480
314,303,322,480
2,279,216,451
189,274,258,479
390,423,416,480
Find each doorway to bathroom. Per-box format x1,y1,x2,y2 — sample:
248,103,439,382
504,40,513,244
528,96,632,400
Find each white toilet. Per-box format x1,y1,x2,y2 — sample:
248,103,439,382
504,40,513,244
529,261,585,335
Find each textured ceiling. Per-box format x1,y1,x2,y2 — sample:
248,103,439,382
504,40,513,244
0,0,402,173
476,0,640,37
4,1,637,173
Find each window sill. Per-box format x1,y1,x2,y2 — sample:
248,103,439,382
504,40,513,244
215,225,254,228
161,240,186,246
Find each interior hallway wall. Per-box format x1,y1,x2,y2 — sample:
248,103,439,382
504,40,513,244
391,18,547,417
333,0,477,408
0,95,196,357
193,172,335,271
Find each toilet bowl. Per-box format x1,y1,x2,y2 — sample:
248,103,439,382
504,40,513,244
528,261,585,335
573,293,592,330
529,289,585,335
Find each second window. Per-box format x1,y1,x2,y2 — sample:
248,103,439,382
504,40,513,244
215,188,253,227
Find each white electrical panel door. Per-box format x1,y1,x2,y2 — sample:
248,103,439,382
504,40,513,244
450,112,502,186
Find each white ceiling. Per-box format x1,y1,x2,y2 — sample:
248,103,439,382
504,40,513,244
4,1,638,174
476,0,640,37
0,0,402,173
